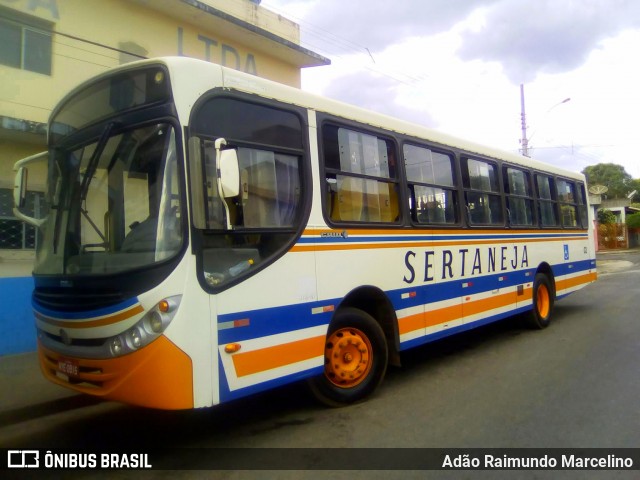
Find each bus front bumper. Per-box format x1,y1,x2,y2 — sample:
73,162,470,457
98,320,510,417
38,335,194,410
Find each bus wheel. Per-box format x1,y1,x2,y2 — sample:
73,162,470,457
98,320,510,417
526,273,555,329
309,308,388,407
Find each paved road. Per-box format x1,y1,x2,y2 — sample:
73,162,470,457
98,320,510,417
1,251,639,479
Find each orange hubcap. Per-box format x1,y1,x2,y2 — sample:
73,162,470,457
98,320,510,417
536,284,550,318
324,328,373,388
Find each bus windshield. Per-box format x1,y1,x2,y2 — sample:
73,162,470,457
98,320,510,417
35,122,184,276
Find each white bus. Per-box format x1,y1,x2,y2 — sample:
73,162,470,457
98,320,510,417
14,57,597,409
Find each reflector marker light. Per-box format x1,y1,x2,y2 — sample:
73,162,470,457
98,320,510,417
158,300,170,313
311,305,335,315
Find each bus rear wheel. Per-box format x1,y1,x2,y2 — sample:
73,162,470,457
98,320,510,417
309,308,388,407
526,273,555,329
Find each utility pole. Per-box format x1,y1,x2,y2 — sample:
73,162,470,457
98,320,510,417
520,83,529,157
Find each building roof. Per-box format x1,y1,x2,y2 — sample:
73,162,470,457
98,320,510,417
131,0,330,68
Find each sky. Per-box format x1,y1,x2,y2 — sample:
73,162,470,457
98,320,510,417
262,0,640,181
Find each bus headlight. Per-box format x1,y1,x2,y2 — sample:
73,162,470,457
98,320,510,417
149,311,164,333
111,337,123,356
107,295,181,357
128,328,142,349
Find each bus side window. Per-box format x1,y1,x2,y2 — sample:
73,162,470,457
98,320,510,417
404,144,456,225
462,158,503,226
535,174,559,227
504,166,534,226
557,178,578,228
323,125,399,224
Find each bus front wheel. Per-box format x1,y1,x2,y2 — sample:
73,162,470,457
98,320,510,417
527,273,555,329
309,308,388,407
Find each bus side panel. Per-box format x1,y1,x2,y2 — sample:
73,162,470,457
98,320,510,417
213,251,326,402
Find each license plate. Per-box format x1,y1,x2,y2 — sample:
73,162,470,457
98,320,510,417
58,358,79,376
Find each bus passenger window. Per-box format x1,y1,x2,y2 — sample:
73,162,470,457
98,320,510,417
557,179,578,227
504,167,534,226
536,174,559,227
323,125,399,224
403,144,456,225
462,158,503,226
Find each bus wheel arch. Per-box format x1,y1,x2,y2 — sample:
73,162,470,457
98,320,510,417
309,306,389,407
338,285,400,366
526,264,556,329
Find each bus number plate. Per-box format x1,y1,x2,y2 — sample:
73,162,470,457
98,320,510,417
58,358,79,376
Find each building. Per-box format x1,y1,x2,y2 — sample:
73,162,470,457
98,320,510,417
592,197,640,250
0,0,329,354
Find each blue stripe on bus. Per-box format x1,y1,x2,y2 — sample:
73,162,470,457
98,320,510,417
551,258,595,276
217,304,536,403
298,232,589,244
217,260,594,344
399,304,532,351
32,296,140,320
218,300,331,344
217,351,323,403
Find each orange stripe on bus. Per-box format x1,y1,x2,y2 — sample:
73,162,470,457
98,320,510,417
291,237,586,253
399,303,464,335
398,312,424,335
232,335,326,378
35,304,145,329
302,228,587,236
425,303,463,327
400,288,534,336
557,272,597,291
462,291,515,317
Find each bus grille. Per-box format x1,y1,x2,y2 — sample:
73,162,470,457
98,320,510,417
34,287,125,312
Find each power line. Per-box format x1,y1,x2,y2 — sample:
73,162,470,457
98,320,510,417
261,0,427,87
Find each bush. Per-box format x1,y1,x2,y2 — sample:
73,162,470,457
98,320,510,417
597,209,616,225
626,212,640,229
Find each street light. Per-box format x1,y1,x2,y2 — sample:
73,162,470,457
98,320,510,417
519,84,570,157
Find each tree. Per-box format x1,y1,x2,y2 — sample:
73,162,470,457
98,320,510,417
597,208,616,224
582,163,633,199
627,212,640,229
629,178,640,203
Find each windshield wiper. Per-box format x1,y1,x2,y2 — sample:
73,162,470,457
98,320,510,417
53,122,117,255
79,122,117,202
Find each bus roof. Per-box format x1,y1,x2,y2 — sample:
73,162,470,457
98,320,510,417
58,56,586,181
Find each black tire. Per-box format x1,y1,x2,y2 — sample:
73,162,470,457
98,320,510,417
526,273,555,329
308,307,388,407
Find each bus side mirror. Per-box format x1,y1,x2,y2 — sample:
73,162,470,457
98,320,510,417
214,138,239,230
219,149,239,198
14,167,27,208
13,151,48,227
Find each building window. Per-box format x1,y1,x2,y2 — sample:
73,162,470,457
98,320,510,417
0,12,52,75
0,188,43,249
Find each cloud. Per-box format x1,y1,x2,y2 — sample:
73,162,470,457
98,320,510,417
322,71,438,126
458,0,640,83
300,0,498,53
